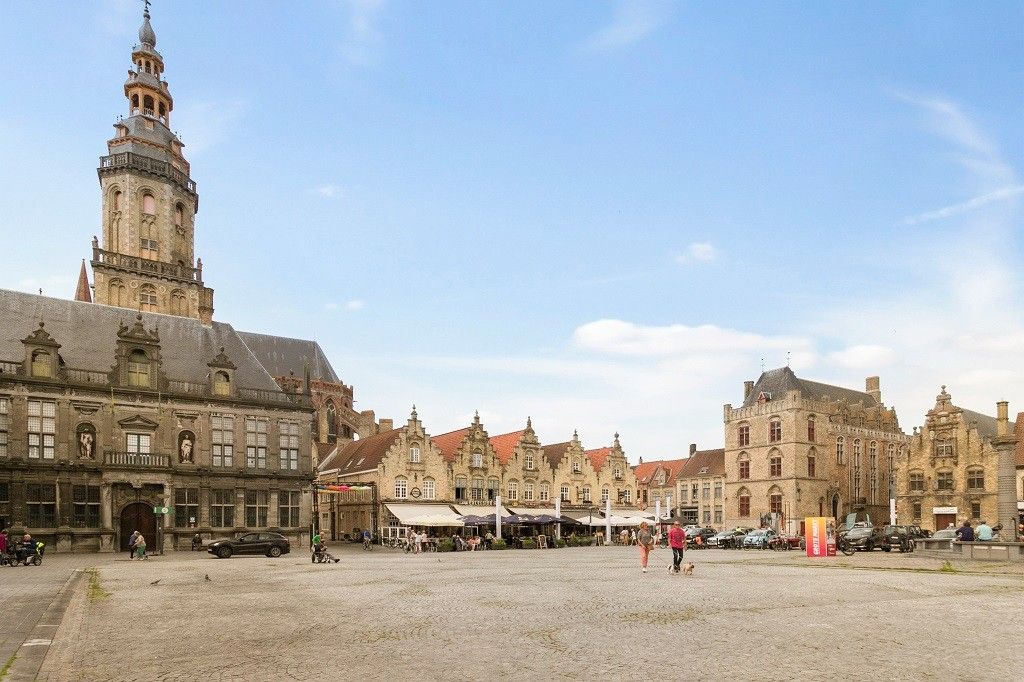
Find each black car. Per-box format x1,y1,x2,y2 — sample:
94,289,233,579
844,524,886,551
207,532,291,559
882,525,913,553
686,527,718,547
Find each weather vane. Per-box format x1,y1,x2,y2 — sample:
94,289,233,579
143,0,152,12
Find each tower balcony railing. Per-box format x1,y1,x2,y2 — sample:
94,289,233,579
98,152,196,196
92,245,202,284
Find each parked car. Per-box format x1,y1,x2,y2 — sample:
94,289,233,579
743,529,776,549
882,525,914,553
709,529,746,548
930,528,957,549
686,527,717,547
207,532,291,559
844,524,886,551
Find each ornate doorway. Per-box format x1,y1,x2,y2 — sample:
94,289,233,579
120,502,157,551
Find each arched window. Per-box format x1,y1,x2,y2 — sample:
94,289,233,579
807,415,815,442
127,349,150,387
108,279,126,306
113,190,122,211
738,488,751,518
738,452,750,480
582,484,591,503
174,203,184,228
139,285,158,312
158,102,166,120
143,95,154,115
212,371,230,396
131,94,139,114
887,443,896,484
394,477,408,499
471,450,482,468
769,417,782,443
409,445,420,464
836,436,845,465
170,290,186,316
142,193,156,215
524,453,534,470
807,447,817,478
31,350,52,378
325,401,337,443
422,478,435,500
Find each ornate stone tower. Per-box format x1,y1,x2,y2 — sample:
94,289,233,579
91,3,214,323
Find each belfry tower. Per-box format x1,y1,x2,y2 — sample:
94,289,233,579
90,3,214,323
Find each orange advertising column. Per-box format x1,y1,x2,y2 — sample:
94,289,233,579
804,516,829,557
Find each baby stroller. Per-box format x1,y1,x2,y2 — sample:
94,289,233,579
311,542,339,564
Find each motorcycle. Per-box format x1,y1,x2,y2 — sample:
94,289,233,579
835,534,855,556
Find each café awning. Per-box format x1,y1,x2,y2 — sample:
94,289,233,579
452,504,513,518
385,504,465,527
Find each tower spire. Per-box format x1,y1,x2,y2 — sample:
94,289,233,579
74,260,92,303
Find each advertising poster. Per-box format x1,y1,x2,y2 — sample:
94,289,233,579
804,516,831,557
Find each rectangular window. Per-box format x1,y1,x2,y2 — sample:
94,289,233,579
702,483,710,500
967,470,984,490
524,483,534,502
909,473,924,492
769,420,782,443
507,480,518,500
26,483,57,527
279,420,299,470
279,491,301,527
738,425,749,447
394,479,408,499
770,494,783,514
691,483,698,501
0,482,9,528
210,489,235,528
601,487,609,503
807,456,816,478
770,458,782,477
739,461,750,480
174,488,199,527
937,471,954,491
140,237,159,259
807,418,815,442
27,399,56,459
539,484,550,502
455,477,467,501
739,496,750,518
487,479,499,501
935,443,954,458
423,480,435,500
912,502,921,520
245,418,268,469
72,485,101,528
702,509,711,524
0,397,9,456
714,482,722,499
623,489,632,504
970,502,981,519
212,415,234,467
471,478,484,501
582,485,591,503
126,433,151,454
244,490,268,528
714,507,723,524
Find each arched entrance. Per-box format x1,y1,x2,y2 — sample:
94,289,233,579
120,502,157,551
831,494,840,520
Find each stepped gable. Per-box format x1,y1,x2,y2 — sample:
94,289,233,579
489,430,525,467
0,288,278,391
744,366,877,408
432,427,471,463
237,331,340,383
318,428,401,473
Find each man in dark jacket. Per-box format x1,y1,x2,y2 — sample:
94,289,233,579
955,521,975,542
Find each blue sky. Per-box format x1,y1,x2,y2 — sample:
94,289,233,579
1,1,1022,459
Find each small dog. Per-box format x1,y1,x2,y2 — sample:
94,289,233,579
681,563,695,575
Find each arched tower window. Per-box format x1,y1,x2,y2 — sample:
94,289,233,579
174,203,184,229
142,193,156,215
143,95,154,115
127,349,150,387
139,285,158,312
158,101,166,122
108,279,126,306
212,371,230,396
325,401,338,443
170,290,186,316
131,94,139,115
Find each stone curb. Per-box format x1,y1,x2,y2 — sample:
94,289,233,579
3,569,85,682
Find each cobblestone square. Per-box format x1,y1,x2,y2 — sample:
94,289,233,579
24,546,1024,681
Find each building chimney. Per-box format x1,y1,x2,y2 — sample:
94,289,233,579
379,418,394,432
865,376,881,404
689,443,697,456
743,381,754,400
996,401,1009,436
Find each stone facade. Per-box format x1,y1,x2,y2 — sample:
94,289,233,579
724,368,908,533
895,387,1015,532
674,448,727,527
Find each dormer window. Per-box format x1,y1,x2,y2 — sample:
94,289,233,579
410,446,421,464
127,350,150,387
31,350,53,378
524,453,534,470
212,371,231,396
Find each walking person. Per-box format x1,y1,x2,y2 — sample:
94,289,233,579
127,530,139,560
132,532,147,560
414,530,423,554
637,521,655,573
667,521,686,574
0,529,8,565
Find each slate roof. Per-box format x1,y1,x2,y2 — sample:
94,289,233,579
431,428,471,463
0,288,280,391
743,367,876,408
958,408,1014,440
585,447,612,472
236,331,340,384
542,441,572,470
318,429,401,474
489,430,525,467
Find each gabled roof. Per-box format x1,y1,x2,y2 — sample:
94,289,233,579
431,427,471,463
634,458,688,485
0,289,281,392
542,441,572,470
489,430,525,467
314,441,337,464
236,331,340,384
585,447,612,472
678,449,726,478
744,366,876,408
318,429,401,474
958,408,1014,440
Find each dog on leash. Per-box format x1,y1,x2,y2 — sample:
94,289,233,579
681,563,695,575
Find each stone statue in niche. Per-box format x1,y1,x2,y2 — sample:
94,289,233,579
77,423,96,459
178,431,195,464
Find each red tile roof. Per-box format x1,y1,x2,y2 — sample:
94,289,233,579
634,458,690,485
320,429,401,474
585,447,612,472
489,430,525,467
432,427,470,463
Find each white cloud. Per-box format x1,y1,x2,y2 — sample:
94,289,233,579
674,242,718,264
315,184,345,199
344,299,365,311
323,302,340,312
581,0,673,52
827,345,897,370
573,319,813,358
324,300,364,312
900,185,1024,225
173,99,249,156
337,0,386,66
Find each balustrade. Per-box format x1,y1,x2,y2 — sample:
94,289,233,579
105,451,170,468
